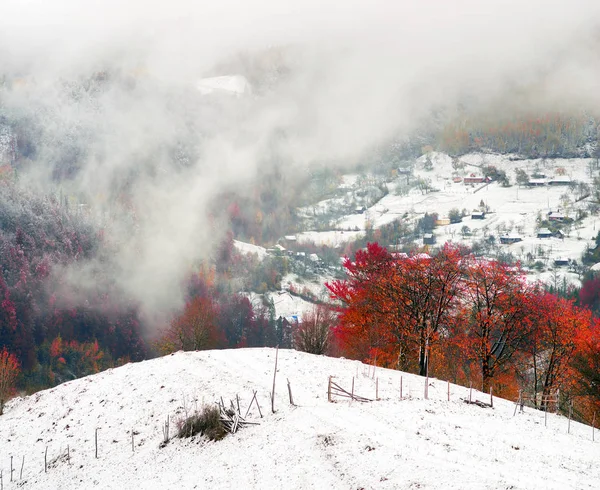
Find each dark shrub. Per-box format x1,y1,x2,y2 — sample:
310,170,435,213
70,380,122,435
177,405,226,441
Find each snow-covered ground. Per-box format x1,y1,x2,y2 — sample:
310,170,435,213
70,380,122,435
2,349,598,489
196,75,252,96
234,240,268,260
295,152,598,285
244,290,316,322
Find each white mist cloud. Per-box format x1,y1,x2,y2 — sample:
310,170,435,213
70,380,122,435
1,0,599,327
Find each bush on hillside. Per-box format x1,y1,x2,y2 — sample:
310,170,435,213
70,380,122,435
177,405,227,441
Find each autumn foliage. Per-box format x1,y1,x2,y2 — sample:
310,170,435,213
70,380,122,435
328,243,598,420
0,348,20,415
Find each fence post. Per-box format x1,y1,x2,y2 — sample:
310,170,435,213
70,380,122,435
287,378,295,406
568,402,573,434
400,376,403,400
376,378,379,401
447,380,450,402
593,412,596,442
490,387,493,408
351,377,355,401
327,376,332,403
271,346,279,414
469,382,472,403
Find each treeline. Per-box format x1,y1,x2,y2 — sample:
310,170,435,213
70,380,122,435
154,271,292,354
437,112,597,158
327,243,600,422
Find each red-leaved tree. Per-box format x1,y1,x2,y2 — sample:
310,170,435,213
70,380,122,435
0,348,19,415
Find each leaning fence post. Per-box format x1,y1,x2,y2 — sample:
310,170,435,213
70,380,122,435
287,378,295,406
327,376,332,403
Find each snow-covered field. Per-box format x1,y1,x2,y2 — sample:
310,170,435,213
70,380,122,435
2,349,598,489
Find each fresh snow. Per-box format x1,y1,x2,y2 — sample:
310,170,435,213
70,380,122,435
196,75,252,96
2,349,599,489
234,240,268,260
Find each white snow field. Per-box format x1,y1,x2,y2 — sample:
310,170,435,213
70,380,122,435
2,348,598,489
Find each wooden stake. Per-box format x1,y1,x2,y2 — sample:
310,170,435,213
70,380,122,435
568,402,573,434
20,455,24,480
545,406,548,427
236,394,241,415
44,446,47,473
132,429,135,452
351,377,355,401
469,382,472,403
592,412,596,442
287,378,295,406
254,392,263,418
490,387,493,408
376,378,379,401
447,380,450,402
424,376,428,400
513,390,521,416
327,376,332,403
95,428,99,458
271,346,279,414
67,445,70,465
10,455,13,482
400,376,403,400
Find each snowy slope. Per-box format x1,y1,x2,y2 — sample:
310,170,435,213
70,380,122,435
2,349,599,489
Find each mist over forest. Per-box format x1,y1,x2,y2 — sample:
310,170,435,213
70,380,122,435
1,0,600,392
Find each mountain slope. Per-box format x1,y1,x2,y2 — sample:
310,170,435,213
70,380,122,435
2,348,598,489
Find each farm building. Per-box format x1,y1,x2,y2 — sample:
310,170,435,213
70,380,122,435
423,233,436,245
471,211,485,220
537,228,553,238
500,235,522,245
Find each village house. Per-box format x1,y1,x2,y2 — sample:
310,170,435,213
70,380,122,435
423,233,436,245
537,228,553,238
548,212,565,222
464,173,487,184
527,178,547,187
471,211,485,220
548,176,572,186
500,235,522,245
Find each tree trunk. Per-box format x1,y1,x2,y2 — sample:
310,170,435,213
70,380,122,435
418,328,427,377
482,359,492,393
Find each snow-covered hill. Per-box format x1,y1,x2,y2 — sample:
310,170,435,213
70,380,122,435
2,349,598,489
